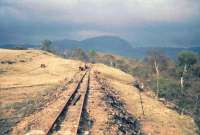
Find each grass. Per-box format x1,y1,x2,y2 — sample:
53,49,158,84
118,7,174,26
0,49,83,134
0,49,82,87
93,64,199,135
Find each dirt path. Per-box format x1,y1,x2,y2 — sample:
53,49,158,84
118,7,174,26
74,70,142,135
86,71,111,134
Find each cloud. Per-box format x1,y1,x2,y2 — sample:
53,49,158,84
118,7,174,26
0,0,199,46
1,0,199,24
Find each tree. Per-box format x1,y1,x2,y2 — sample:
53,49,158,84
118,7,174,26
177,51,198,69
177,51,198,93
89,50,97,57
146,49,165,99
72,48,89,61
41,40,52,52
192,64,200,78
88,50,97,63
146,49,171,72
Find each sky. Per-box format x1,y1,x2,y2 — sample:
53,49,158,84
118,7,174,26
0,0,200,47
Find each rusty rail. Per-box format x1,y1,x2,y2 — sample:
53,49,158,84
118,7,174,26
74,71,90,135
44,71,88,135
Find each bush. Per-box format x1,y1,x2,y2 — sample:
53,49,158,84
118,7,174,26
156,76,180,100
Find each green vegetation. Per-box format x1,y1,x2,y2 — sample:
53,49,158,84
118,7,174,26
133,50,200,132
41,40,53,52
63,48,89,62
88,50,97,63
178,51,198,68
13,44,28,50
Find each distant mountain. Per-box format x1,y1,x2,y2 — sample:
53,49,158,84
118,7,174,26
1,36,200,59
52,39,81,52
131,47,200,59
81,36,134,57
0,43,37,49
53,36,134,57
53,36,200,59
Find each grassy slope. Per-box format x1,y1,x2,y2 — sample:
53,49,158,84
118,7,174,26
0,49,198,135
0,49,83,104
0,49,82,87
0,49,83,133
93,64,199,135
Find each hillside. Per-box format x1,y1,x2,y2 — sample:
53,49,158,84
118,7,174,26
81,36,134,57
52,36,134,58
131,47,200,59
52,36,200,59
0,49,83,134
0,49,198,135
94,64,199,135
1,36,200,59
52,39,81,52
0,44,37,49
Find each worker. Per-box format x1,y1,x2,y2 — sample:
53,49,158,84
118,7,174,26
133,79,144,91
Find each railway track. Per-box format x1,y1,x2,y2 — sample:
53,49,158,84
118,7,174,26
44,70,90,135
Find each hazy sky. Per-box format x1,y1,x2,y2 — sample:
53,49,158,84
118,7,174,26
0,0,200,47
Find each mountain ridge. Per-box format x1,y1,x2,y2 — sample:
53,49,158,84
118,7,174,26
52,35,134,57
52,36,200,59
0,35,200,59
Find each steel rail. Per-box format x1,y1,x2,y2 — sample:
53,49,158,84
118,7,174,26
44,71,88,135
